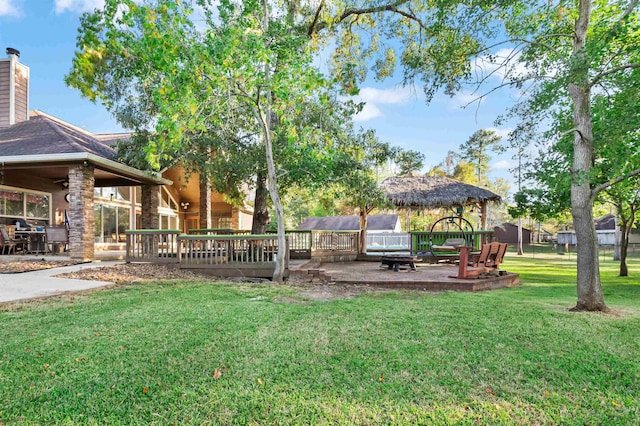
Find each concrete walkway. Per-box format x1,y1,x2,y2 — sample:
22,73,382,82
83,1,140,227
0,259,122,304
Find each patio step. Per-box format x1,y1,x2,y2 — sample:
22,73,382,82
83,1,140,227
288,259,332,283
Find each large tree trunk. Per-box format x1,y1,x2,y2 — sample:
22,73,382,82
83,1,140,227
359,208,368,255
517,217,523,255
568,0,606,312
260,0,286,283
619,221,629,277
251,171,270,234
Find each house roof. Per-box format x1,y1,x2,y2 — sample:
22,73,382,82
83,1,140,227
0,111,169,186
298,214,399,231
595,214,616,230
0,110,119,158
380,176,501,208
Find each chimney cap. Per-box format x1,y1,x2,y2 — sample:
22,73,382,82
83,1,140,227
6,47,20,58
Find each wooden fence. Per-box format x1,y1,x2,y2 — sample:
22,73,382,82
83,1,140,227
126,231,288,278
125,230,181,264
125,229,359,274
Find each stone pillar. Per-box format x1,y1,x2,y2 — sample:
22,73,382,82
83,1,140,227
231,208,240,230
199,175,212,229
141,185,159,229
68,164,95,261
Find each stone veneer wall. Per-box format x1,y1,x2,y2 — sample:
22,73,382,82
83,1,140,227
231,208,239,230
141,185,159,229
199,176,212,229
68,164,95,260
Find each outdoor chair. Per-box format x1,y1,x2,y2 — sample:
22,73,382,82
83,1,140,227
469,242,508,269
0,226,27,254
45,226,69,255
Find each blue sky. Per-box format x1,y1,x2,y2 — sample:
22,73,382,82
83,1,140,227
0,0,519,191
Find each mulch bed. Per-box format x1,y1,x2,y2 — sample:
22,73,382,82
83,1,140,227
0,259,85,273
57,264,209,284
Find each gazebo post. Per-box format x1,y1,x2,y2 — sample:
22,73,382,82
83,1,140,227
480,201,488,242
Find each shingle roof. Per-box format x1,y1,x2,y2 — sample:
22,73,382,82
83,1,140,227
298,214,399,231
595,214,616,230
0,110,122,160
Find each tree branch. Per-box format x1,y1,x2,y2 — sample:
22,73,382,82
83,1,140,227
589,63,640,87
592,168,640,196
310,0,415,34
307,0,325,36
620,0,640,22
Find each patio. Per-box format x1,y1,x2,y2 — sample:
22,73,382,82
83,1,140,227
293,257,519,292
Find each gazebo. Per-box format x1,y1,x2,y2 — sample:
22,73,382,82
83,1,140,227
380,175,501,231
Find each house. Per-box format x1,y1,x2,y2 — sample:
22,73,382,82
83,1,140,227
493,223,532,245
298,214,402,233
0,48,252,260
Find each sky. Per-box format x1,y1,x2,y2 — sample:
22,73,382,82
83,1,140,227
0,0,521,193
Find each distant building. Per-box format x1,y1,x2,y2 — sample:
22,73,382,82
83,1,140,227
493,223,532,244
595,214,616,230
298,214,401,233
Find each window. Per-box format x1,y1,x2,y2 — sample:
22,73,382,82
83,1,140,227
0,186,51,222
159,187,178,210
26,194,49,218
158,187,179,230
0,190,24,216
94,203,131,244
95,187,130,201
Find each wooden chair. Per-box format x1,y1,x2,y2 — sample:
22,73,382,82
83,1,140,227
45,226,69,255
469,242,493,267
0,226,26,254
454,242,508,279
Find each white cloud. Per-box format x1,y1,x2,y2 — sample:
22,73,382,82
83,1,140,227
0,0,21,16
358,86,413,105
55,0,104,14
351,86,414,122
353,103,382,122
492,159,514,170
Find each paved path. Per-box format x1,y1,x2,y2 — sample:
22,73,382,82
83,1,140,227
0,260,122,304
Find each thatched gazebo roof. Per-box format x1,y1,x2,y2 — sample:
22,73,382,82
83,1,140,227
380,176,501,209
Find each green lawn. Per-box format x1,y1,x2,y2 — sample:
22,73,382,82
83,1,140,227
1,249,639,425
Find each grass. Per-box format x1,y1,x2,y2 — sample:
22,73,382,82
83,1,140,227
1,248,640,424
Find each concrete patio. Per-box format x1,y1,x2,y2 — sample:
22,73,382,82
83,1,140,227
295,258,520,291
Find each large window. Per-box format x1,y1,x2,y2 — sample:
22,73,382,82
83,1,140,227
158,187,179,230
94,204,131,243
0,186,51,222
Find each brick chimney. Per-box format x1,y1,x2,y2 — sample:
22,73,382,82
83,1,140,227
0,47,30,128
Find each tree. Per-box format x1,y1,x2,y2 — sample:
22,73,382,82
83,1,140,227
515,73,640,277
68,0,342,281
458,129,504,187
444,0,640,311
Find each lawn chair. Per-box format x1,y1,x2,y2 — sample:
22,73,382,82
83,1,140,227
45,226,69,255
0,226,26,254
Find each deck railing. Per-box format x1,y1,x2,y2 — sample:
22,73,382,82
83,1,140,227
188,228,252,235
310,231,359,254
126,228,359,267
125,230,288,278
125,230,181,263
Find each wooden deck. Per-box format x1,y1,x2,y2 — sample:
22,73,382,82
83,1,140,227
299,260,519,292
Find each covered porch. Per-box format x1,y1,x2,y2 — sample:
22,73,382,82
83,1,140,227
0,153,169,261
